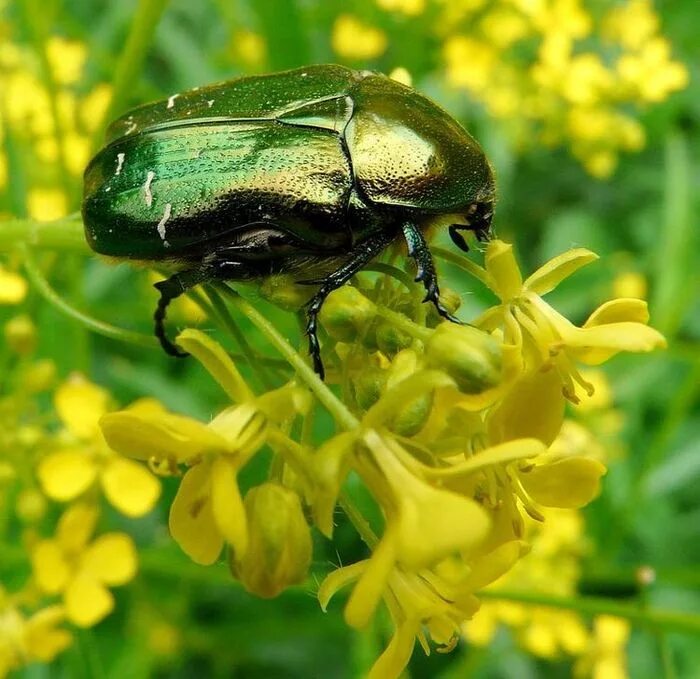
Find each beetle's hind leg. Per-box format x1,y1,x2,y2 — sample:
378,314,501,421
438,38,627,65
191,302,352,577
401,222,461,324
302,231,395,380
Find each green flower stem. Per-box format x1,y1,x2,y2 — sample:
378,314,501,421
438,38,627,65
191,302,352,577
479,590,700,636
21,246,159,350
216,283,359,431
93,0,171,149
204,286,274,391
339,491,379,549
362,263,415,292
374,305,432,342
0,215,88,253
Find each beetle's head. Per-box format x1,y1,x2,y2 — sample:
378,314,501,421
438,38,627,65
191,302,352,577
448,201,494,253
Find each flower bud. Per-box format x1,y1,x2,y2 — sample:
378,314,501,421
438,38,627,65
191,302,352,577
374,321,412,355
22,359,57,392
390,392,433,437
352,367,387,410
319,286,375,342
4,314,37,354
230,483,312,598
425,323,501,394
259,274,315,310
17,488,47,523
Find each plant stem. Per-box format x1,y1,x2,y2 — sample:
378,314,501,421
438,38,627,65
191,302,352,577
0,215,88,253
479,590,700,636
22,246,159,349
216,283,358,430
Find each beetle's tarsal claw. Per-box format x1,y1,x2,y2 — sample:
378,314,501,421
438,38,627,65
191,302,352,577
449,225,470,253
153,276,192,359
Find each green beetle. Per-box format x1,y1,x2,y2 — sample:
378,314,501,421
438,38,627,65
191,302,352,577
83,65,494,378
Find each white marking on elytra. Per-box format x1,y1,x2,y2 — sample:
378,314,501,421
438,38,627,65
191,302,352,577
301,72,307,77
207,99,214,107
144,171,155,207
125,122,137,134
157,203,172,245
105,186,111,192
167,94,179,109
115,152,125,175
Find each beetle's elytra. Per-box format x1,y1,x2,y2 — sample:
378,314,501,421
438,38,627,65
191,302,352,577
82,65,495,378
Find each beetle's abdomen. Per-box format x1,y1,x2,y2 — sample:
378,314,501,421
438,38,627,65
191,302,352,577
83,122,353,259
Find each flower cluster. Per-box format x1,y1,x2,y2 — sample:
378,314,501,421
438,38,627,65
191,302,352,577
329,0,688,177
0,320,157,674
0,34,110,220
89,239,662,678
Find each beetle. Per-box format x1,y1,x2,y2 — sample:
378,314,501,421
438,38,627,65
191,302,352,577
82,64,494,379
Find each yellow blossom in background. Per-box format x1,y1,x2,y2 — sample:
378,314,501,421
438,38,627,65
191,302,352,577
31,504,137,627
575,616,631,679
377,0,425,16
440,0,687,175
0,604,72,675
229,30,267,69
27,188,68,221
332,15,388,60
37,375,161,517
46,37,86,85
0,266,27,304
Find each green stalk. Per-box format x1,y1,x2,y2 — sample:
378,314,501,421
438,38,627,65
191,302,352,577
479,590,700,636
22,246,159,349
0,215,88,253
216,283,358,430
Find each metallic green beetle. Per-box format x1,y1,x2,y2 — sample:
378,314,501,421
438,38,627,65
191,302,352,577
83,64,495,378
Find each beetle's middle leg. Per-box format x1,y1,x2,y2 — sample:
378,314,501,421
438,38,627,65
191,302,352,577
303,231,395,380
401,222,461,324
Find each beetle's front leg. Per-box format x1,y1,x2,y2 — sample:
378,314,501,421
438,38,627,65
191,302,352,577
401,222,461,324
303,231,395,380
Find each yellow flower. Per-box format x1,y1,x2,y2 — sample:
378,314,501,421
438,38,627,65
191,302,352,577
575,615,630,679
471,240,666,401
45,37,86,85
37,375,160,517
376,0,425,16
0,266,27,304
27,188,68,222
0,603,72,674
331,15,387,60
31,504,137,627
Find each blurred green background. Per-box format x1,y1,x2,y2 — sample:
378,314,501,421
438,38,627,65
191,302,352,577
1,0,699,677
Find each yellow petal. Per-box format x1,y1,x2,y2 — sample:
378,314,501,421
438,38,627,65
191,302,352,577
56,503,99,553
168,463,223,565
584,298,649,326
64,574,114,627
368,433,491,568
318,561,368,611
487,368,565,446
32,540,70,594
101,457,160,517
563,323,667,364
100,408,229,463
55,375,110,439
176,328,254,403
24,606,72,661
485,240,522,301
0,267,27,303
209,403,267,464
345,531,397,629
520,458,607,508
368,621,418,679
312,432,356,538
462,541,523,590
210,457,248,558
524,248,598,295
37,449,98,501
81,533,137,585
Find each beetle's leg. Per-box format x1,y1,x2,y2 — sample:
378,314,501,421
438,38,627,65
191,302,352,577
153,268,214,357
401,222,461,324
153,262,248,357
304,231,395,380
